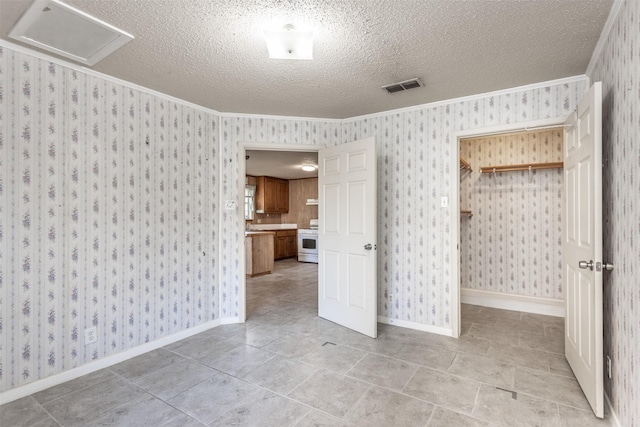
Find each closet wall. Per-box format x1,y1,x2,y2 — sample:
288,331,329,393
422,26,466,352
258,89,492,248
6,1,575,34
460,129,563,300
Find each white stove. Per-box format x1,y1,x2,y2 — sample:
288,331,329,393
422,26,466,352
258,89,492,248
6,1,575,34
297,219,318,263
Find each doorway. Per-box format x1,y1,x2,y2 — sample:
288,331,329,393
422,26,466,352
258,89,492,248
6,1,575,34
238,136,379,338
238,143,320,323
450,118,567,338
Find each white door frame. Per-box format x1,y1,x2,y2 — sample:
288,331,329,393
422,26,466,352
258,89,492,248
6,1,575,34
450,116,568,338
237,142,320,322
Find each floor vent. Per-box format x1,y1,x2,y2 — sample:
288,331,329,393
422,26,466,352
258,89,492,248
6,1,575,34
382,78,424,94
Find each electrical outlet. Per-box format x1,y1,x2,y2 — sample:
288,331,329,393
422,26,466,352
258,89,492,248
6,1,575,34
85,327,97,345
440,196,449,208
607,356,612,378
224,200,236,210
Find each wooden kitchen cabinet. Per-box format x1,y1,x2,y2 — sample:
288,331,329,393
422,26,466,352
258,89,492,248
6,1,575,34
285,233,296,256
255,176,289,214
276,179,289,212
245,232,275,277
274,230,297,260
275,236,287,259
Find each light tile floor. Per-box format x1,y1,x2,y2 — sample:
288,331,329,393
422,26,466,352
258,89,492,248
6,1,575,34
2,259,611,426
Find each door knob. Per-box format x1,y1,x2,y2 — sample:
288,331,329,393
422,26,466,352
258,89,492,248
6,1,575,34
579,260,594,270
364,244,373,250
603,262,614,271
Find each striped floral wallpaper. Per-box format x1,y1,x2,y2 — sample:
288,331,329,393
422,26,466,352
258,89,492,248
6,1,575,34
340,84,585,327
589,1,640,425
460,130,564,300
0,46,220,392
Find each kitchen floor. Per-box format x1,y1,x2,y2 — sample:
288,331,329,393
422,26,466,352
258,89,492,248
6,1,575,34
2,259,610,426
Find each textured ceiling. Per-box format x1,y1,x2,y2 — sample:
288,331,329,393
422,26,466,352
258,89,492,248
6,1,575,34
1,0,613,119
246,150,318,180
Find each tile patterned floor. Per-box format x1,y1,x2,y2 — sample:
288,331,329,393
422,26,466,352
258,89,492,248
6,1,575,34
2,259,612,426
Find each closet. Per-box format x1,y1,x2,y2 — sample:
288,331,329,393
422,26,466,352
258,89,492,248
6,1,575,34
459,128,564,306
459,157,473,218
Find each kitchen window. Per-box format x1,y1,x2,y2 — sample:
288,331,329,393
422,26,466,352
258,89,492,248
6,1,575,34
245,185,256,220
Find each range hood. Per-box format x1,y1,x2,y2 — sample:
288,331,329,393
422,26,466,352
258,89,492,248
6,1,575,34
306,199,319,206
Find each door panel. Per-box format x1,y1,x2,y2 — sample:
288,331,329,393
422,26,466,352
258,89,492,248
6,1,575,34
566,264,577,342
563,82,603,418
348,181,366,235
319,137,377,338
347,253,367,308
324,184,340,233
347,149,367,171
578,159,592,247
324,250,340,301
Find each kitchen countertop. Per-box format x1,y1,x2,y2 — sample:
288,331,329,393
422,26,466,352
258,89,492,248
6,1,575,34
248,223,297,231
245,231,276,236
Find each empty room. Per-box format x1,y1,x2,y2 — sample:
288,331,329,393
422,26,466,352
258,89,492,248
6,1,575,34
1,0,638,426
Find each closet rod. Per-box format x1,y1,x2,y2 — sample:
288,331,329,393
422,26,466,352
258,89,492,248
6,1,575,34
459,156,472,171
461,123,570,140
480,162,563,173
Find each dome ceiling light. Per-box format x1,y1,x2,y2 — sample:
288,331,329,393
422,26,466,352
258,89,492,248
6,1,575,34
264,24,313,60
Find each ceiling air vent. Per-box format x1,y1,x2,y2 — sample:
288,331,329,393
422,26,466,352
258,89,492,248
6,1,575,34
9,0,133,66
382,78,424,94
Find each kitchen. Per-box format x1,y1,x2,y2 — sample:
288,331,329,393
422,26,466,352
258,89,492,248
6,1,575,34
244,150,319,278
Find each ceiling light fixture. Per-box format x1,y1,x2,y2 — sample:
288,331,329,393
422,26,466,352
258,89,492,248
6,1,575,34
264,24,313,60
301,164,316,172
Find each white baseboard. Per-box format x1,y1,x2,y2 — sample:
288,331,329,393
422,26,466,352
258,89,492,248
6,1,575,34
605,391,621,427
220,316,242,325
461,289,565,317
378,316,454,337
0,319,221,405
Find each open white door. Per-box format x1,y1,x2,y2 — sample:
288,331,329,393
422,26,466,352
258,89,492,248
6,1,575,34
318,137,377,338
563,82,604,418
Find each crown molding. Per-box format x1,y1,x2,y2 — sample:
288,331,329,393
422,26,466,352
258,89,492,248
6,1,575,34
218,111,341,123
1,39,588,125
0,39,221,116
586,0,625,78
343,75,588,122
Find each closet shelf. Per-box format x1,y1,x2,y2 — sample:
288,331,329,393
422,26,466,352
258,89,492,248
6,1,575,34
460,156,472,171
480,162,563,174
460,210,473,218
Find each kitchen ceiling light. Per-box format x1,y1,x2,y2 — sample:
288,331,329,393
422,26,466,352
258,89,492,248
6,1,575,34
264,24,313,60
301,165,316,172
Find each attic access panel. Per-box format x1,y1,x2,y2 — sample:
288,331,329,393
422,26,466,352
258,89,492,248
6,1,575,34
9,0,133,66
